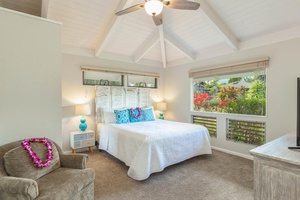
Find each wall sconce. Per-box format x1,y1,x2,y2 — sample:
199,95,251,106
75,104,91,131
157,102,167,120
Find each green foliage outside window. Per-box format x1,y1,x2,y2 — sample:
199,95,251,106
193,74,266,116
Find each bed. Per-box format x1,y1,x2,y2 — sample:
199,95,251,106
95,86,212,180
98,119,211,180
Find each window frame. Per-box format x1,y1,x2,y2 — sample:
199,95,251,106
190,68,268,117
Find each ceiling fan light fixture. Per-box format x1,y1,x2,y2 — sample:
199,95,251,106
145,0,163,16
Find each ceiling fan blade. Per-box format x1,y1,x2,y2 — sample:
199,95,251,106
115,3,144,16
166,1,200,10
152,13,163,26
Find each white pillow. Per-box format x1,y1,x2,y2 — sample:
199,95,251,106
103,109,116,123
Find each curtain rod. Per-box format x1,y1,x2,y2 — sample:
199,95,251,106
81,66,160,78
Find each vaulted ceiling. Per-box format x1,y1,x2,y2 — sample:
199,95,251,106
2,0,300,68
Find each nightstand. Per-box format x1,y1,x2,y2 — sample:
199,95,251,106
70,130,95,154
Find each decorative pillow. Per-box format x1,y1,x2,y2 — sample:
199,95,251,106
141,107,155,121
128,108,143,123
114,109,130,124
4,142,60,180
103,109,116,124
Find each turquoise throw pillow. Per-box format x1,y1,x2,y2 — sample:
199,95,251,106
114,109,130,124
142,108,155,121
128,108,143,123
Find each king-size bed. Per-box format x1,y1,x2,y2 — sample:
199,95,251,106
95,86,212,180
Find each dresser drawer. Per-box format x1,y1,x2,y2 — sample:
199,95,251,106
82,139,94,147
73,141,81,148
87,132,95,139
74,133,87,141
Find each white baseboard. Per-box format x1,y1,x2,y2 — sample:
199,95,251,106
211,146,253,160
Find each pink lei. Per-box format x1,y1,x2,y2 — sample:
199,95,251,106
21,138,53,168
130,107,142,119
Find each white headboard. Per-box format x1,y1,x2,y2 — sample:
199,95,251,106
95,86,151,123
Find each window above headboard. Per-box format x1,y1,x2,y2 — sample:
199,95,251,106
81,66,159,89
83,71,124,86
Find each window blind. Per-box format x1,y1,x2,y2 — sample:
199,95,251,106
81,66,160,78
189,57,269,78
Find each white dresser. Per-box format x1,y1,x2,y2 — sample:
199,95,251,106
250,132,300,200
70,130,95,154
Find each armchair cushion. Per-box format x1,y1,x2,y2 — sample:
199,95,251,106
3,143,60,180
0,176,39,200
36,167,95,200
60,154,88,169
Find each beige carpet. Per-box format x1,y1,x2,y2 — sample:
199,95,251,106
86,150,253,200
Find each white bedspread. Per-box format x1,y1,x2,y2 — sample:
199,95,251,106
99,120,212,180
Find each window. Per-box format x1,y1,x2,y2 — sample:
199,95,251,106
227,119,265,145
190,59,268,116
83,71,124,86
81,66,159,88
193,116,217,137
127,75,157,88
190,58,268,145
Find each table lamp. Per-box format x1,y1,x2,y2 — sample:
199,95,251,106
157,102,167,120
75,104,91,131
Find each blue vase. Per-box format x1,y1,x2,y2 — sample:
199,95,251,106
79,117,87,131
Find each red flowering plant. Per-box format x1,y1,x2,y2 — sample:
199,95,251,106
219,100,227,107
217,86,247,112
194,92,211,110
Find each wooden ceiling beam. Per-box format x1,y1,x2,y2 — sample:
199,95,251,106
164,30,195,61
133,31,160,63
94,0,135,57
158,25,167,68
195,0,239,51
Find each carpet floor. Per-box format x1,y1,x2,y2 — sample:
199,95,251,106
86,149,254,200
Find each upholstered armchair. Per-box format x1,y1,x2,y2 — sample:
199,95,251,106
0,139,95,200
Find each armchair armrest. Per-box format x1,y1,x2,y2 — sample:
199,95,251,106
0,176,39,200
59,154,89,169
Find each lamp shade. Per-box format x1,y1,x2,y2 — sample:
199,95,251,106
157,102,167,111
75,104,91,116
145,0,163,16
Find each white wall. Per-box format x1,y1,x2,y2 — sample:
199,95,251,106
0,8,62,146
62,54,165,151
165,38,300,157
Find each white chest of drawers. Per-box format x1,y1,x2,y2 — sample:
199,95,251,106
70,130,95,154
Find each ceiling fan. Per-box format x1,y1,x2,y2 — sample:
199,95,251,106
115,0,200,26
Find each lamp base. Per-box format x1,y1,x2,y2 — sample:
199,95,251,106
79,117,87,131
159,113,164,120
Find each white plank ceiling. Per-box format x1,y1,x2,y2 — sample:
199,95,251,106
2,0,300,68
